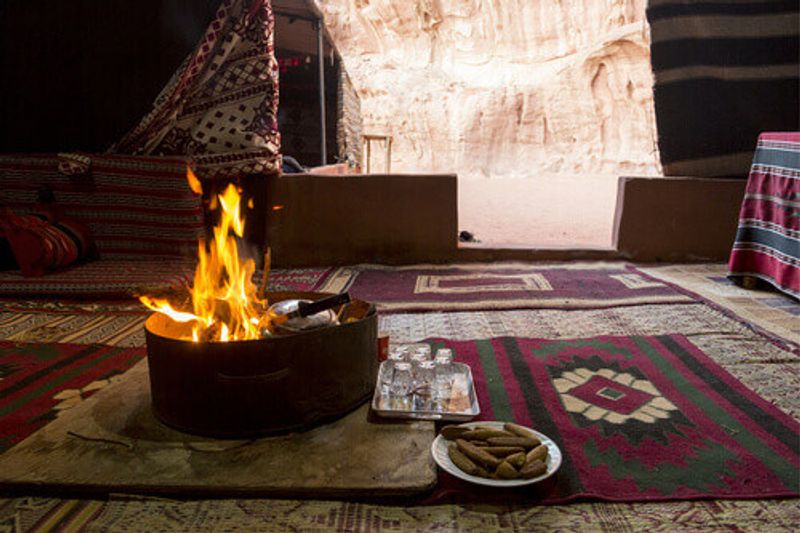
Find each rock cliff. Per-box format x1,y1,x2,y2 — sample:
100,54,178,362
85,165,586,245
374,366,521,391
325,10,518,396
314,0,661,178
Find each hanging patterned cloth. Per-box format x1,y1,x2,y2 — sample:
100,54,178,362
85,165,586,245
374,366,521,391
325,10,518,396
111,0,280,178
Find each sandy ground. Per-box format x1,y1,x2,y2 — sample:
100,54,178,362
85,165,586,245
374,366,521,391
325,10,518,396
458,173,619,249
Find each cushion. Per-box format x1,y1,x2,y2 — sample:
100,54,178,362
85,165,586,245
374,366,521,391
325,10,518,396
0,154,205,260
0,207,96,277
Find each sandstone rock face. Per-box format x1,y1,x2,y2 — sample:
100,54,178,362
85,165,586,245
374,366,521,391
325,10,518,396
314,0,662,178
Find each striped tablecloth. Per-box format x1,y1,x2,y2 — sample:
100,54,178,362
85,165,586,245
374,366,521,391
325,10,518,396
728,132,799,299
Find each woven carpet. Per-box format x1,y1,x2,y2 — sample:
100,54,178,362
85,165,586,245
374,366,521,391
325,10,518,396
318,263,694,312
424,335,798,504
0,267,334,347
3,495,799,532
0,262,333,300
0,259,196,299
2,335,793,503
0,341,145,453
639,263,800,345
1,263,799,531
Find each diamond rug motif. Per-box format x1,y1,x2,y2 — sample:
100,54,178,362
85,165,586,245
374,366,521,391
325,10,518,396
426,334,799,504
562,374,656,416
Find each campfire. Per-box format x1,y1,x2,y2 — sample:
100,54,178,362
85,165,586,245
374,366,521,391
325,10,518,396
140,167,379,438
140,168,270,342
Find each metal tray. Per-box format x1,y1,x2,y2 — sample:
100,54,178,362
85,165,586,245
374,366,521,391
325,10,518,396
371,362,480,421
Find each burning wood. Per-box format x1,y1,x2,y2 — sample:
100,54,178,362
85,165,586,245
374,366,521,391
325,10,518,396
140,168,271,342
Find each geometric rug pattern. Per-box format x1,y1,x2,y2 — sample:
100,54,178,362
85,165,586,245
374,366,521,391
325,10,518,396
425,335,798,504
0,341,145,454
318,263,695,312
2,335,795,503
0,267,333,346
1,262,799,531
639,263,800,345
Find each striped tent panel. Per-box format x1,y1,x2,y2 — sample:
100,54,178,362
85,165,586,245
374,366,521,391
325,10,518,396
647,0,800,177
729,132,800,298
0,154,205,259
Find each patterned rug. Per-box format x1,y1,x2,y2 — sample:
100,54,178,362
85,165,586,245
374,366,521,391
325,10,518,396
1,335,794,505
638,263,800,346
318,263,694,312
0,268,334,346
0,262,333,301
4,495,800,533
0,259,196,299
0,341,145,453
1,264,799,531
424,334,798,504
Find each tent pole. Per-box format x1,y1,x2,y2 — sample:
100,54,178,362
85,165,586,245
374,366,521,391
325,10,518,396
316,19,327,166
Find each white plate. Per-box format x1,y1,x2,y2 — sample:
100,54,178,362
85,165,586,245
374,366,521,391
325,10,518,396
431,421,562,487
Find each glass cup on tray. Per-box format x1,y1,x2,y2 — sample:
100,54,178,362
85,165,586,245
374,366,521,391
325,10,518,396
412,360,436,410
379,348,408,395
387,361,414,410
411,344,432,361
389,344,410,361
432,348,455,410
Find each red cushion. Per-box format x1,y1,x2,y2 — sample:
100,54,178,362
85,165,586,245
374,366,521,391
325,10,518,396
0,207,96,277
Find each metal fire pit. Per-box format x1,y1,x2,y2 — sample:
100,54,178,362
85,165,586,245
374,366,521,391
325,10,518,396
144,291,378,438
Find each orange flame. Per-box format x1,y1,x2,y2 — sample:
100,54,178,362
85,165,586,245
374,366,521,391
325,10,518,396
186,165,203,195
140,296,202,323
140,176,270,342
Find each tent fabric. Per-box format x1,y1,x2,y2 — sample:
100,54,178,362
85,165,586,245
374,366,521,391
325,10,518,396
647,0,800,177
112,0,281,179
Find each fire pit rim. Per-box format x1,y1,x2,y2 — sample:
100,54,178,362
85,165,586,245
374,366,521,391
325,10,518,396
143,291,374,344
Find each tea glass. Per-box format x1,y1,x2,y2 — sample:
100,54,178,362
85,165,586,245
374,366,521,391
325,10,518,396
389,362,413,397
380,350,407,392
413,360,436,410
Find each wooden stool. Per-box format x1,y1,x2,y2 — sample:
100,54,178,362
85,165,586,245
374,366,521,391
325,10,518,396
362,134,392,173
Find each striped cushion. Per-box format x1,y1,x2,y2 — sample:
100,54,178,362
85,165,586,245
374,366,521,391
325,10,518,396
0,154,205,259
647,0,800,177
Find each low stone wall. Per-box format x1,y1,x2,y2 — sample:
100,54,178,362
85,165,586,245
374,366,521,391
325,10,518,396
613,176,746,262
266,173,458,266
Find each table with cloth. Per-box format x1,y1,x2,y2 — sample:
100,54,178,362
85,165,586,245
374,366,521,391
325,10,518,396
729,132,800,299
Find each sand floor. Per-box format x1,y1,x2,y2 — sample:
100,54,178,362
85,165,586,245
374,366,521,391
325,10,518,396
458,173,619,249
